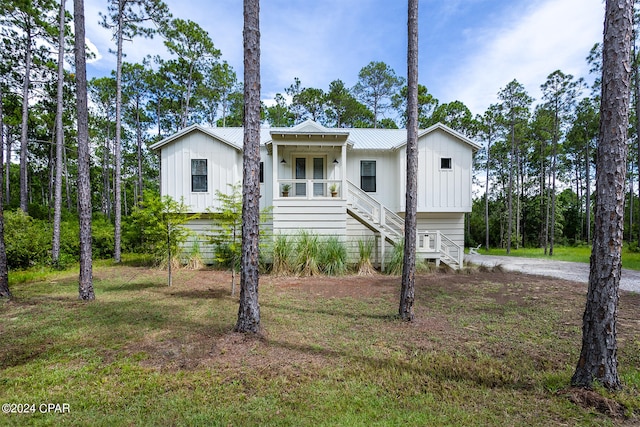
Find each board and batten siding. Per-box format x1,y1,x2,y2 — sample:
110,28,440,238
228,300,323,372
346,149,401,212
399,128,473,213
415,212,465,247
160,132,242,213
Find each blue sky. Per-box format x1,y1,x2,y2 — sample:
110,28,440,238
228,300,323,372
85,0,604,117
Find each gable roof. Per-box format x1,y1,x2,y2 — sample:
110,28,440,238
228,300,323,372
150,120,481,152
149,124,244,151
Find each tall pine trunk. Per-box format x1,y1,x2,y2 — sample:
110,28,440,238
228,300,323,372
550,116,558,256
5,133,10,206
572,0,632,390
634,43,640,247
506,122,514,254
399,0,418,321
74,0,95,301
19,29,32,213
0,89,10,299
484,138,491,250
52,0,66,265
235,0,261,333
113,0,124,263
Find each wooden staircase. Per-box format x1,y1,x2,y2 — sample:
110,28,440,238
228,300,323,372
346,181,463,269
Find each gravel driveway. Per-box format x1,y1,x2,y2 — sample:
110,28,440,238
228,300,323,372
464,254,640,294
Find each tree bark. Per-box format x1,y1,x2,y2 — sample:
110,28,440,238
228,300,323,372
74,0,95,301
550,113,558,256
0,89,11,299
235,0,261,333
52,0,66,265
136,100,143,203
586,137,591,244
19,28,33,213
399,0,418,322
506,119,514,254
572,0,632,390
5,133,10,206
634,43,640,247
485,137,491,250
113,0,124,263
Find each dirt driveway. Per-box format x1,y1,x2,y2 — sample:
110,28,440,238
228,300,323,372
465,254,640,294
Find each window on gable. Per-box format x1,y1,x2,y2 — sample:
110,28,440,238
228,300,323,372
360,160,376,192
440,157,452,170
259,162,264,183
191,159,208,192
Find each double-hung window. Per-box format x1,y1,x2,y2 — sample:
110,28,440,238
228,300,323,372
191,159,208,192
360,160,376,192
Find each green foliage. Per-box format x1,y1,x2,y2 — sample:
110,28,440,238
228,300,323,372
3,210,115,269
385,239,405,276
356,237,377,275
123,191,196,266
4,210,50,269
320,237,347,276
271,234,295,276
209,184,242,270
295,230,321,276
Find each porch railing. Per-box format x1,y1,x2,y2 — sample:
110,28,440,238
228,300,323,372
277,179,343,199
346,180,404,240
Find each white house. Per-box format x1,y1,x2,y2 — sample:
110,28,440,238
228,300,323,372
150,120,480,269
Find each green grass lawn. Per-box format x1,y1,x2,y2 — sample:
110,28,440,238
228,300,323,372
1,262,639,426
480,245,640,271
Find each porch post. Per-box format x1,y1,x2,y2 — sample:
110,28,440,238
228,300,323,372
341,144,347,200
273,143,279,198
380,234,386,273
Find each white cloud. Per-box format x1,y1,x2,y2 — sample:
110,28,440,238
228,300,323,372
442,0,604,115
85,38,102,64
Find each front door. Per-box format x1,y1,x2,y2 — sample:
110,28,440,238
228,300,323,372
295,156,325,196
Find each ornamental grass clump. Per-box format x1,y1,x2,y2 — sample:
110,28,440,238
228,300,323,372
357,237,377,276
295,230,321,276
320,236,347,276
272,234,295,276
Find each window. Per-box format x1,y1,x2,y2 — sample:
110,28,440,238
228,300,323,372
360,160,376,192
440,157,452,170
259,162,264,183
191,159,208,192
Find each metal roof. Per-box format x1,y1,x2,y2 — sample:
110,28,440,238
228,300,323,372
150,120,480,152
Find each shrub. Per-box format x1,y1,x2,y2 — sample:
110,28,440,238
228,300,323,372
91,215,115,259
295,230,320,276
272,234,294,276
356,237,376,276
320,236,347,276
4,209,50,269
123,191,196,266
385,239,404,276
184,239,204,270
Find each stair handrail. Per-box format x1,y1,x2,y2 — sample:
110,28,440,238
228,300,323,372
440,232,463,269
346,180,404,239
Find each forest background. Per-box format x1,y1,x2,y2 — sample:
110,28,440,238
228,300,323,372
0,0,636,271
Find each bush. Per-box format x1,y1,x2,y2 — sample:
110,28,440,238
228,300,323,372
320,237,347,276
356,238,376,275
295,230,321,276
271,234,294,275
4,209,50,269
385,239,404,276
91,215,115,259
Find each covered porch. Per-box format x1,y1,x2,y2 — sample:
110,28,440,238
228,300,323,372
267,124,351,237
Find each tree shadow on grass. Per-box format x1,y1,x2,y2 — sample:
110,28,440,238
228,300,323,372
262,336,535,391
167,288,232,300
260,301,396,321
100,282,165,292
